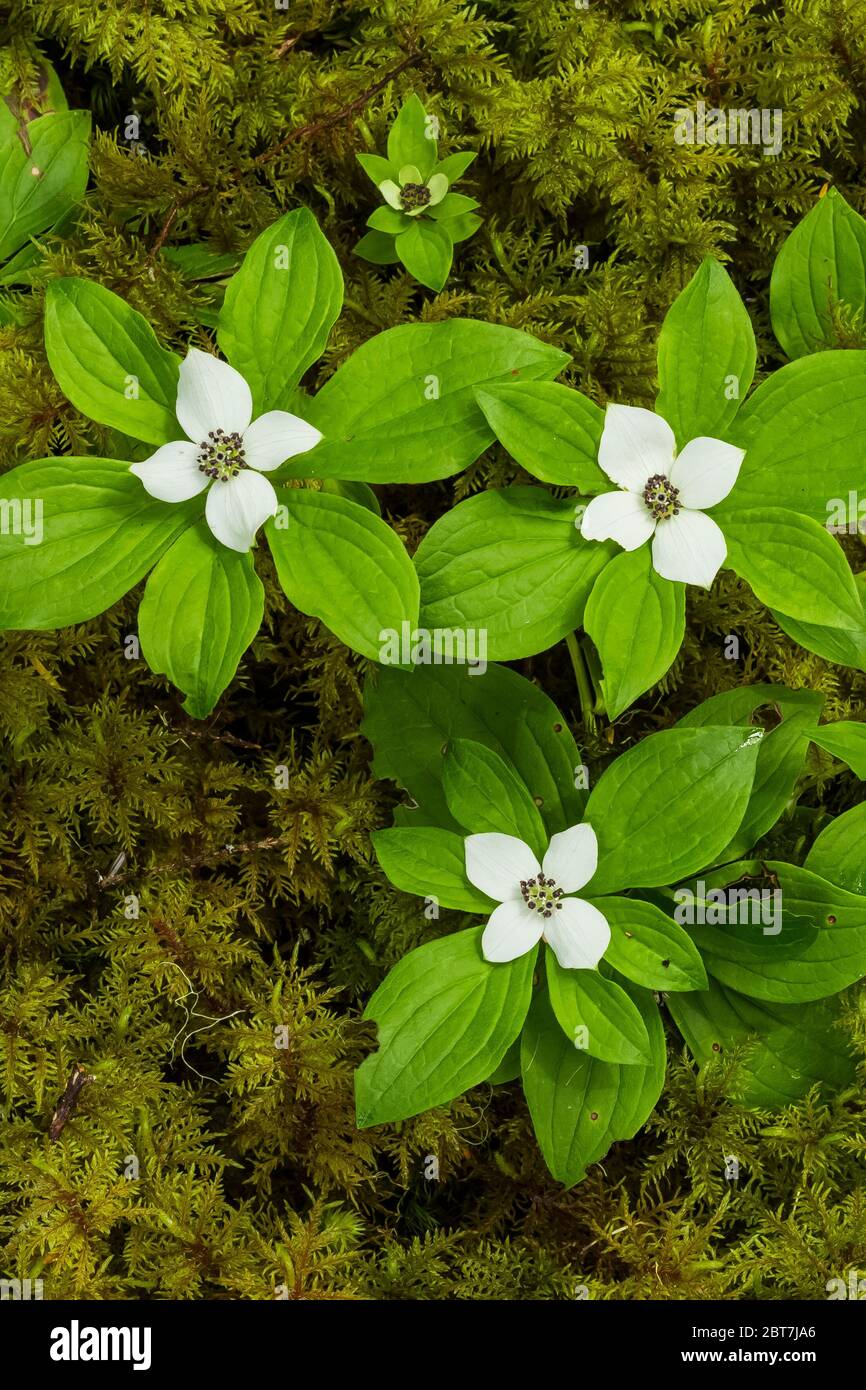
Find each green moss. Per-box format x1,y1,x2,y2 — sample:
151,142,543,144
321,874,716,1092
0,0,864,1299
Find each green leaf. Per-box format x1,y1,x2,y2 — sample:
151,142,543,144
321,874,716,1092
723,351,866,521
447,213,483,244
387,94,437,178
416,486,614,659
770,188,866,359
427,192,479,221
546,952,652,1064
475,381,607,490
810,721,866,778
319,478,380,514
295,320,569,483
0,458,197,628
162,243,239,280
355,151,398,187
0,199,80,287
727,710,818,855
584,546,685,720
44,278,180,445
679,687,823,856
371,826,493,912
593,895,708,991
610,977,668,1131
0,110,90,261
216,208,343,414
656,258,756,447
355,926,535,1126
486,1037,521,1084
667,979,855,1107
362,661,586,838
442,738,547,855
137,520,263,718
806,803,866,895
266,488,418,661
691,861,866,1003
434,151,476,182
721,507,863,630
677,684,821,728
367,205,411,235
771,573,866,674
396,218,453,291
0,59,69,143
585,726,762,893
520,983,665,1187
354,229,401,265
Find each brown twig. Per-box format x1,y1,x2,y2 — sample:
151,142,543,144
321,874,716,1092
253,51,422,166
96,833,293,890
142,51,419,264
49,1064,95,1141
180,725,264,752
144,185,211,267
273,35,300,60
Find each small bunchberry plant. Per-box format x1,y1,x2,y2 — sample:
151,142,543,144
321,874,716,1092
0,208,565,717
355,93,482,292
356,661,866,1187
412,256,866,719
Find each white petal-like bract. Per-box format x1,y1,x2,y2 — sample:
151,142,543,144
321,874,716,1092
379,179,403,210
481,900,545,963
464,832,540,903
130,441,208,502
542,823,599,895
243,412,322,472
544,898,611,970
427,173,449,206
651,508,727,587
598,403,676,491
204,470,278,552
176,348,253,442
670,436,745,510
580,489,656,549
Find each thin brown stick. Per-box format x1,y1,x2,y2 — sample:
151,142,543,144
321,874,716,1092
97,833,293,890
273,35,300,60
142,52,419,263
253,51,421,166
144,185,210,266
181,725,264,752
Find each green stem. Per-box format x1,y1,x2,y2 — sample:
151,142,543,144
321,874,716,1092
565,632,597,734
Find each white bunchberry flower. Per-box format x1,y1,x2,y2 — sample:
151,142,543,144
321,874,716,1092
580,403,745,587
379,164,449,217
465,823,610,969
130,349,321,552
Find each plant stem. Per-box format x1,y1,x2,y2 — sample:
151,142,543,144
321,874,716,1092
565,631,597,735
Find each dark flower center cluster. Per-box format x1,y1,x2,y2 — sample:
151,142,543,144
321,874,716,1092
197,429,248,482
519,872,564,918
400,181,431,211
643,473,681,520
